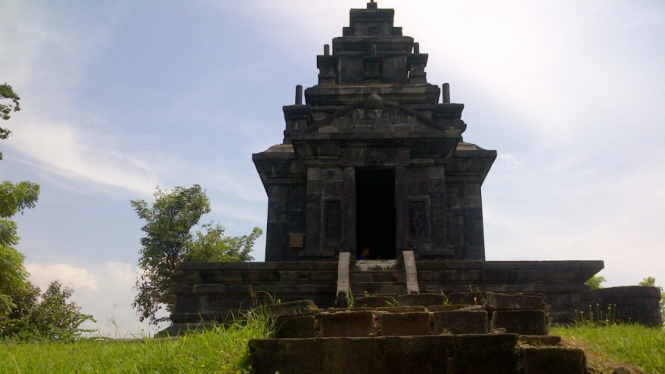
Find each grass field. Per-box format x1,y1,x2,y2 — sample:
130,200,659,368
0,314,270,374
551,323,665,374
2,317,663,373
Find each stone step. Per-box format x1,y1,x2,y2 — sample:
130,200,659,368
350,259,401,272
349,271,405,283
248,335,587,374
351,282,406,295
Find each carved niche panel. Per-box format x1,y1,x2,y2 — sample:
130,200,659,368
409,199,429,242
324,200,342,240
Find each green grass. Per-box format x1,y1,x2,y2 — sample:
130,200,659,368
3,311,663,373
551,323,665,374
0,313,270,374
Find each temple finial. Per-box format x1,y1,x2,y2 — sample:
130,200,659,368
442,83,450,103
295,85,303,105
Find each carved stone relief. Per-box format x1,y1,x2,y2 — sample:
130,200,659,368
325,200,342,240
409,200,428,241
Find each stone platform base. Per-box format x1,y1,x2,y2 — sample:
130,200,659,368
171,260,604,326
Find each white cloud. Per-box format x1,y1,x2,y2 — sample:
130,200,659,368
26,263,101,291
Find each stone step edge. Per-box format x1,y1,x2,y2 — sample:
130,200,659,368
248,335,587,374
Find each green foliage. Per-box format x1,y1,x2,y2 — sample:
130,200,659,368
0,181,39,319
0,247,29,316
132,185,262,325
0,83,20,122
0,84,92,341
0,312,270,373
551,323,665,373
0,83,21,160
0,181,40,247
584,275,606,290
1,281,95,341
184,223,261,263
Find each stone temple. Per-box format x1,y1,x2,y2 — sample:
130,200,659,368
168,2,661,334
253,2,495,263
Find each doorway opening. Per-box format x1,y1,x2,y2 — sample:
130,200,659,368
355,168,396,260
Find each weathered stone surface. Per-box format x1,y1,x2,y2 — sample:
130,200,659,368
249,338,323,374
432,310,488,334
577,286,663,326
491,310,548,335
171,261,604,326
273,315,317,339
447,292,485,306
319,337,385,373
485,292,547,311
376,306,427,312
427,304,470,312
522,347,586,374
455,333,518,350
379,312,431,336
318,311,376,337
451,348,520,374
397,293,445,306
248,335,586,374
383,336,455,372
519,335,562,346
265,300,317,318
354,296,396,308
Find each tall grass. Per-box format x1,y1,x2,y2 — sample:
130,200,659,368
0,311,270,374
551,323,665,374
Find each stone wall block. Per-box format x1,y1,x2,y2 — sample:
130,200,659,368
383,336,455,373
379,312,432,336
398,293,445,307
265,300,318,319
320,338,385,373
376,306,427,313
485,292,548,311
248,339,324,374
455,333,518,350
522,347,586,374
490,311,548,335
318,311,376,337
428,305,469,312
432,310,488,334
353,296,396,308
451,348,520,374
519,335,562,346
448,292,486,306
273,315,317,338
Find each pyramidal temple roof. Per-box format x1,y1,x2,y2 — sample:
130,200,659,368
307,1,437,108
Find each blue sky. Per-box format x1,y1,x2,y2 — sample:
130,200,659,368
1,0,663,336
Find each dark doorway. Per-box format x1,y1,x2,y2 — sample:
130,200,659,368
356,168,396,259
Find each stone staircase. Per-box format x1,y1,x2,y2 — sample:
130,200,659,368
247,254,588,374
337,251,419,307
249,292,586,374
350,259,406,296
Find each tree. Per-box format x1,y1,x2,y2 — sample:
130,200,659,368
584,275,606,290
184,223,260,263
132,185,262,325
0,281,94,341
0,84,92,341
0,83,22,160
0,180,39,318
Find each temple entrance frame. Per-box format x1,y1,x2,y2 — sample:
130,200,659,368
355,167,397,260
